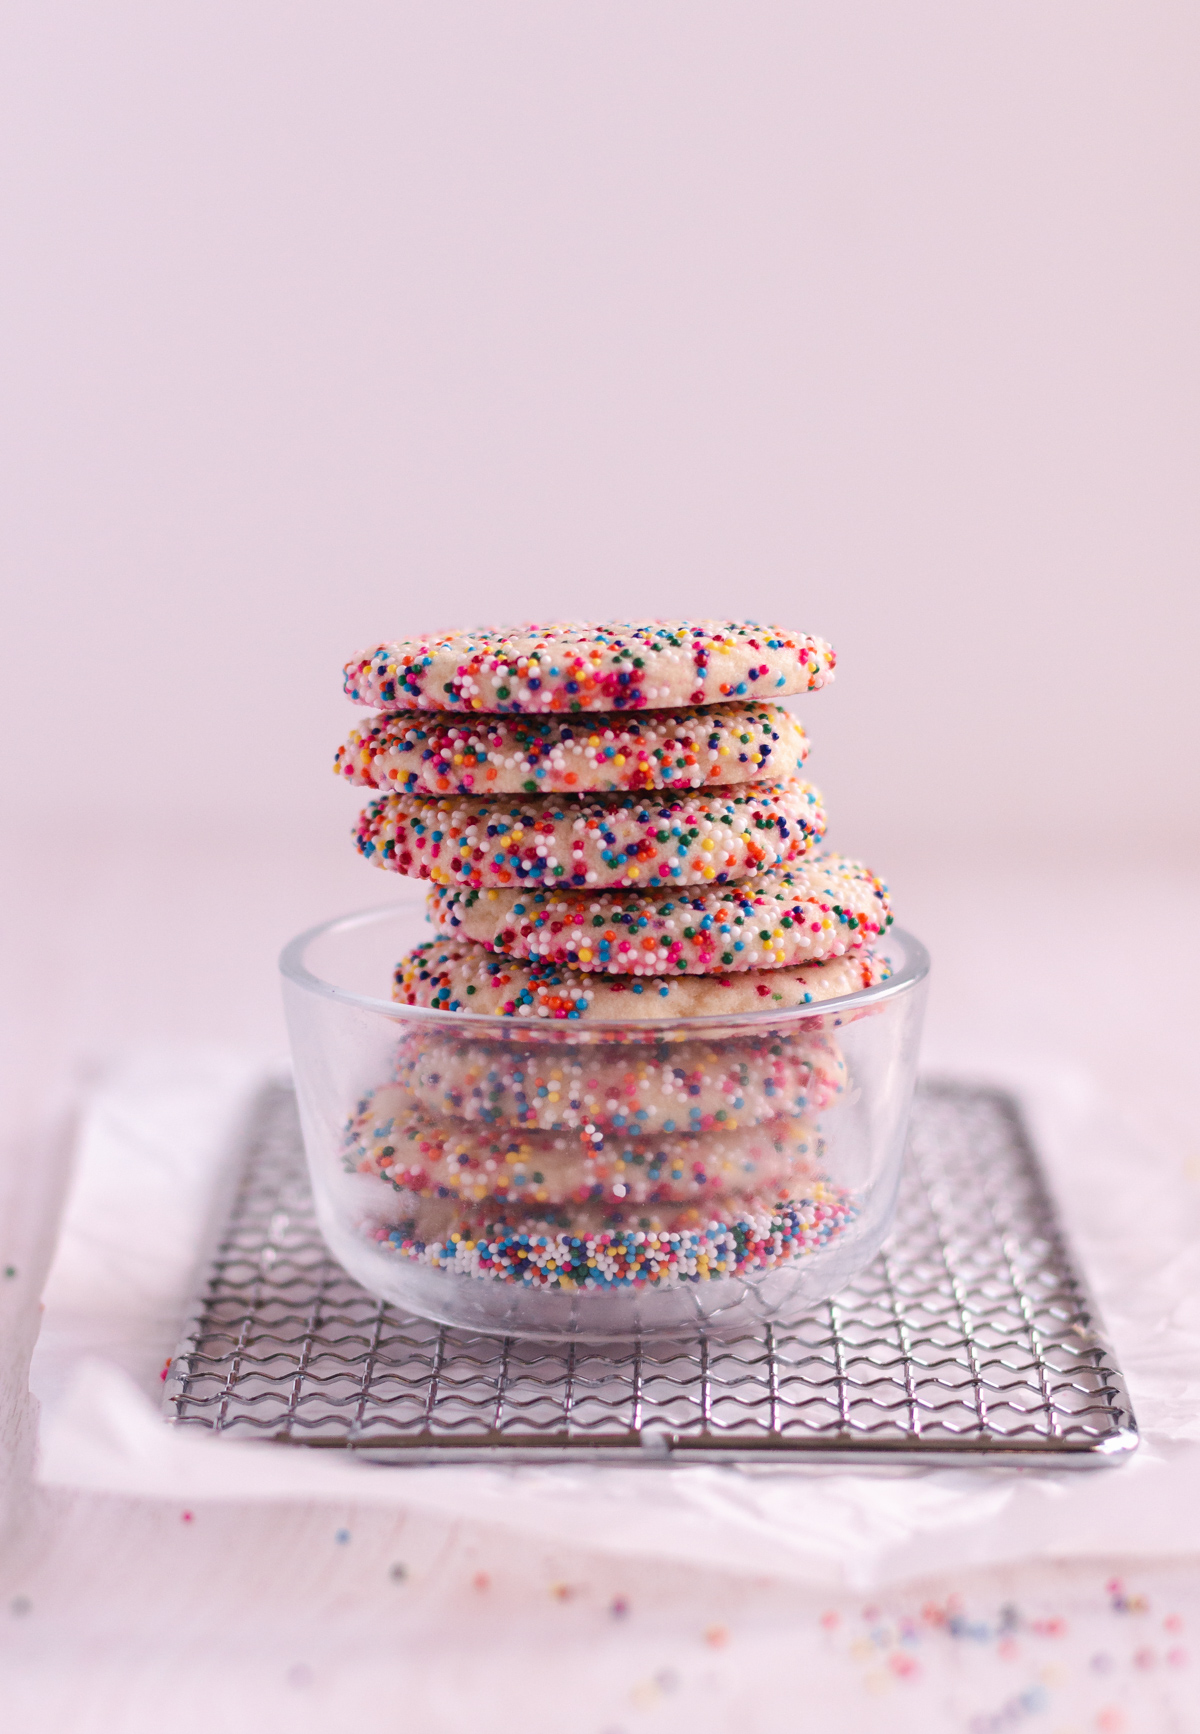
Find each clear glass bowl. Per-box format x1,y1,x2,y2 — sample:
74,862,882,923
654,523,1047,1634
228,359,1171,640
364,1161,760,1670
280,888,929,1340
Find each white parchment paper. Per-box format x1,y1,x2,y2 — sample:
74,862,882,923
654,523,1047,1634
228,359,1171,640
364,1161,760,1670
29,1050,1200,1589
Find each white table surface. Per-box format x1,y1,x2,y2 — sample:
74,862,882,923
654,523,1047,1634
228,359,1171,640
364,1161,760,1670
3,821,1199,1732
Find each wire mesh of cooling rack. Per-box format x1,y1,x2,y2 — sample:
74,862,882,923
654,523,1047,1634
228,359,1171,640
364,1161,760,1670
164,1081,1136,1466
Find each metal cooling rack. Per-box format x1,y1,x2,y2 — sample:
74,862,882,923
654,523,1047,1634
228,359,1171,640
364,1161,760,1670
163,1081,1137,1466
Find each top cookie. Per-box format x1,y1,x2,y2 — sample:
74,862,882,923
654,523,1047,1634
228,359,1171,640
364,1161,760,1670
343,621,835,714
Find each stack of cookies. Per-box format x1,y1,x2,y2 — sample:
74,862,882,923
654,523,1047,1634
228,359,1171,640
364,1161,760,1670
334,621,894,1298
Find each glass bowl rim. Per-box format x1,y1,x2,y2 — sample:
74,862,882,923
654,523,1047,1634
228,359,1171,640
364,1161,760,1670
279,900,930,1033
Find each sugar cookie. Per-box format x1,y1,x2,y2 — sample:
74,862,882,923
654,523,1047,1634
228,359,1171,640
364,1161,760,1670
344,621,835,714
359,1182,857,1289
334,701,809,797
345,1084,821,1207
394,937,891,1019
394,1024,844,1134
430,854,890,973
355,782,826,891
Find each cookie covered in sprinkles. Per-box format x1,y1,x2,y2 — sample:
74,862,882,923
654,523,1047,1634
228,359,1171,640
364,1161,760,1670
333,700,809,797
394,1023,845,1135
360,1182,858,1289
344,620,835,714
345,1083,823,1207
429,854,891,973
394,936,892,1019
355,781,826,890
